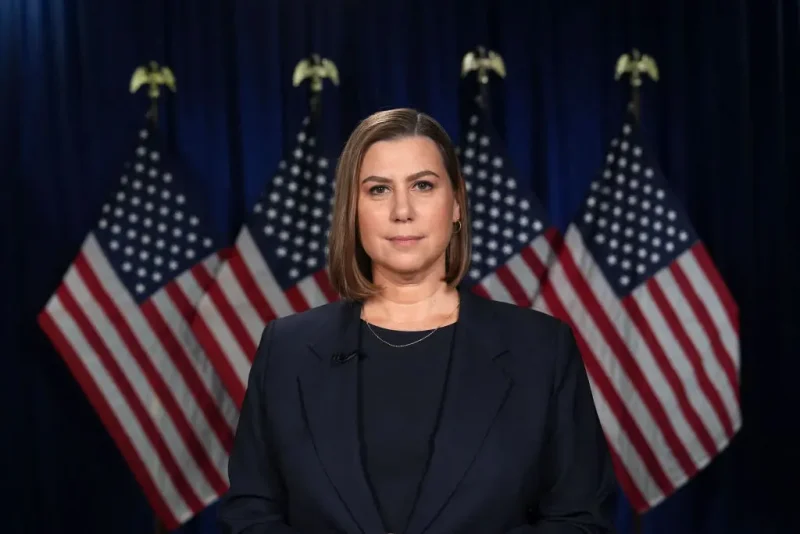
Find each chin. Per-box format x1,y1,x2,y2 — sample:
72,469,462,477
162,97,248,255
375,254,443,279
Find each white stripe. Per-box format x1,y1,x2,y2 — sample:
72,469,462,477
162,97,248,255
238,229,295,317
531,234,558,272
530,235,558,316
506,250,540,297
477,272,515,303
174,252,222,304
197,253,223,286
298,275,329,308
659,254,741,435
679,250,740,372
586,372,664,509
81,236,217,499
209,259,266,348
149,287,240,438
44,293,190,521
174,259,209,305
564,227,694,486
476,237,551,306
162,257,240,431
531,297,552,316
194,281,254,392
631,271,727,459
530,232,557,267
540,247,664,502
531,240,557,315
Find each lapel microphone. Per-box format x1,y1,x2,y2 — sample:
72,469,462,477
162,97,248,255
331,351,359,364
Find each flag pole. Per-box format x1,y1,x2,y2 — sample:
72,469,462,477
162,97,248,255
292,52,340,119
130,61,178,534
129,60,177,127
613,49,659,534
614,48,659,124
460,45,507,122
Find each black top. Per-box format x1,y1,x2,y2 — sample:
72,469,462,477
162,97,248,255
357,320,455,534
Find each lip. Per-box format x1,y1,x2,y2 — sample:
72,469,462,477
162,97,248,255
388,235,424,243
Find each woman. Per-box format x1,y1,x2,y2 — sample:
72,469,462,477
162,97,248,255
218,109,617,534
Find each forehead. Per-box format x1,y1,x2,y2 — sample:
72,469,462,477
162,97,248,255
359,136,444,176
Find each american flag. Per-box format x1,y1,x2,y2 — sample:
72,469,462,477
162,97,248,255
37,124,239,529
191,115,338,406
458,103,561,307
532,111,741,511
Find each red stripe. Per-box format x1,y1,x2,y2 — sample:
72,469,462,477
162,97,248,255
228,248,277,326
141,292,235,462
528,231,653,508
521,228,565,305
536,275,651,510
670,256,739,413
542,227,565,256
190,310,247,408
156,270,236,453
38,305,181,530
558,243,680,494
314,269,340,303
521,246,546,279
190,253,223,289
471,284,492,300
494,263,532,307
683,246,739,393
203,260,260,366
285,283,311,312
56,281,201,520
691,244,739,332
74,254,205,511
607,441,649,512
646,277,734,440
622,290,716,464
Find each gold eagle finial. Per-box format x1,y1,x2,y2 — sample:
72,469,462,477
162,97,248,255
129,61,176,124
292,54,340,93
130,61,177,99
461,46,506,85
614,49,659,87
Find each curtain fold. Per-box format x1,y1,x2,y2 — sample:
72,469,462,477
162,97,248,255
2,1,797,533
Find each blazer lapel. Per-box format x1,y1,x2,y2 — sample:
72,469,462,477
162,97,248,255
404,289,513,534
299,300,385,534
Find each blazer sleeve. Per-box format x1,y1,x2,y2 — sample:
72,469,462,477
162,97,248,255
512,322,618,534
217,322,299,534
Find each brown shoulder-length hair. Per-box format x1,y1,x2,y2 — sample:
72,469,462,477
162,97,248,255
327,108,471,301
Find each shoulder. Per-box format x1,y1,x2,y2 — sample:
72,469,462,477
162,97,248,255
467,294,580,386
468,292,571,342
269,299,347,337
249,300,350,374
255,299,348,351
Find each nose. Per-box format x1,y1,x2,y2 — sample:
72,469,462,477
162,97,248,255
390,188,414,222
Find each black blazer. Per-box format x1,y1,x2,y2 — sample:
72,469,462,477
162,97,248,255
218,288,617,534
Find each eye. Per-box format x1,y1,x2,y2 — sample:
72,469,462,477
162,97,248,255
414,181,434,191
368,185,389,195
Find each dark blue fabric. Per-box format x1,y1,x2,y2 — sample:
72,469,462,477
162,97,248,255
218,288,617,534
2,1,798,533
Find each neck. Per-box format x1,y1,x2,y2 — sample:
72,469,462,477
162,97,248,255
364,267,459,327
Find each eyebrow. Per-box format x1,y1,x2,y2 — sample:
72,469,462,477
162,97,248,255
361,169,440,184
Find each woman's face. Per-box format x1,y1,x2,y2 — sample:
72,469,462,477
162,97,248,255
357,135,460,282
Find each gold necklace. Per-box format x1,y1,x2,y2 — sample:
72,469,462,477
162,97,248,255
362,300,460,349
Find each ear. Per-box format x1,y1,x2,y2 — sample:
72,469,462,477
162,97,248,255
452,199,461,223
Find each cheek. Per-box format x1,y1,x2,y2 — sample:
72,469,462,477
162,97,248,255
425,200,456,237
356,200,382,245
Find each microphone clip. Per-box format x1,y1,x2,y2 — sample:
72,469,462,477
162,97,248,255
331,351,359,364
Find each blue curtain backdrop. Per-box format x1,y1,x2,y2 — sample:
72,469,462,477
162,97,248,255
2,0,798,533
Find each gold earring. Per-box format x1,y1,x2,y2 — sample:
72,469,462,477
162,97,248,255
453,220,462,233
